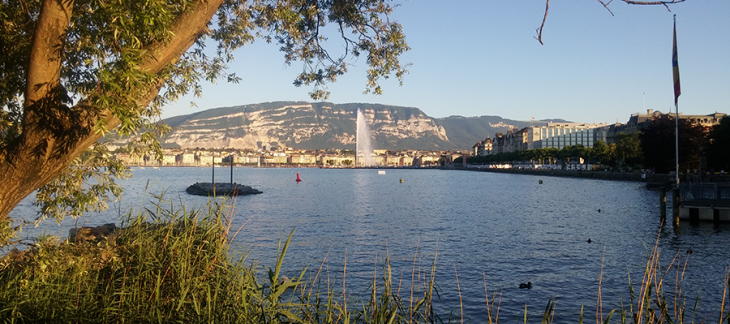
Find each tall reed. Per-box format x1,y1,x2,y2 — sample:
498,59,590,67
1,194,728,323
0,195,439,323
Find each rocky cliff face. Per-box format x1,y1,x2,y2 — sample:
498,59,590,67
158,101,564,150
161,102,452,150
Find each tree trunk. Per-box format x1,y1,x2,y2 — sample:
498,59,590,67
0,0,225,223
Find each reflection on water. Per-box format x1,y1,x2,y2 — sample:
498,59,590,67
9,167,730,323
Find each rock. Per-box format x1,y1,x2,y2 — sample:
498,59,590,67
185,182,263,196
69,223,117,243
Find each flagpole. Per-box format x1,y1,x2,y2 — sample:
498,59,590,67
672,14,681,186
675,101,679,185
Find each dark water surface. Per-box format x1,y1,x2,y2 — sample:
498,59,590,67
11,167,730,323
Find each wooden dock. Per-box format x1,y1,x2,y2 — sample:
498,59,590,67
678,183,730,222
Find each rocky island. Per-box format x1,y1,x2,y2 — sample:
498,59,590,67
185,182,263,196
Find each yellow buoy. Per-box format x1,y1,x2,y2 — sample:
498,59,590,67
400,178,404,183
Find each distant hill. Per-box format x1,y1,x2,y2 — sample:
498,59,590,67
154,101,571,150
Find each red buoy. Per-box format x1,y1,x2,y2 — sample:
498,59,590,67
296,172,302,182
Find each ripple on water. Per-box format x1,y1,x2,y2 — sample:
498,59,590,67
9,168,730,323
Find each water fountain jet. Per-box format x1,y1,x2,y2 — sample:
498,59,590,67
356,108,373,167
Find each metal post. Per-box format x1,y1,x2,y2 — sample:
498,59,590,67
714,209,720,225
212,155,216,196
660,187,667,220
672,187,680,227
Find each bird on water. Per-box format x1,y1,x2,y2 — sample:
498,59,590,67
587,238,592,243
519,282,532,289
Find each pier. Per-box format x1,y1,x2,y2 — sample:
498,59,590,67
678,183,730,223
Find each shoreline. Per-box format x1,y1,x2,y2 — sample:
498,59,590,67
453,167,730,185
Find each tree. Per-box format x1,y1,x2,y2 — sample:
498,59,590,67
640,117,707,173
0,0,409,231
615,133,643,166
590,140,608,164
605,143,618,167
707,116,730,171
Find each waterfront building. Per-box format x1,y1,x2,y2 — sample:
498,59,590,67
607,110,727,143
161,154,177,166
373,149,388,155
319,154,354,166
114,153,145,166
414,154,440,166
287,154,317,165
508,127,529,152
196,154,224,165
472,136,493,156
494,133,505,154
263,153,287,164
528,122,609,150
487,123,607,154
400,155,414,166
235,155,262,165
176,153,195,166
372,155,386,166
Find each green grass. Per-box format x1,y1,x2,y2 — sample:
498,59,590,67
0,196,728,323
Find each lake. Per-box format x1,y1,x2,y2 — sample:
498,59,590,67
10,167,730,323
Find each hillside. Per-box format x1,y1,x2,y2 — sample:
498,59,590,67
156,101,570,150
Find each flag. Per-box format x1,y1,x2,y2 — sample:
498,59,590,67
672,17,681,105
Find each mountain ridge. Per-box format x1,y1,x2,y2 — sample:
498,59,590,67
157,101,572,150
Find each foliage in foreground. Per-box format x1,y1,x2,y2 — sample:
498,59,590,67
0,197,436,323
1,197,730,323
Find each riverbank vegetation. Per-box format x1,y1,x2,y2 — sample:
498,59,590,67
0,198,438,323
1,197,728,323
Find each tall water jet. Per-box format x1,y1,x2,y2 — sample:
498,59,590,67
356,108,373,167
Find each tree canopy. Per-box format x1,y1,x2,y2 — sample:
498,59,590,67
707,116,730,171
639,117,707,173
0,0,409,232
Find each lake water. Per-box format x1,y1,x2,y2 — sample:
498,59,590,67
10,167,730,323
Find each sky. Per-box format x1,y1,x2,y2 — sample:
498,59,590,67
160,0,730,124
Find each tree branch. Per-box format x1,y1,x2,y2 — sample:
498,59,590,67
25,0,74,107
140,0,226,74
535,0,549,45
620,0,685,11
535,0,684,44
597,0,615,16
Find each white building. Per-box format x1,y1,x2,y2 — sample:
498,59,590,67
528,122,609,150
